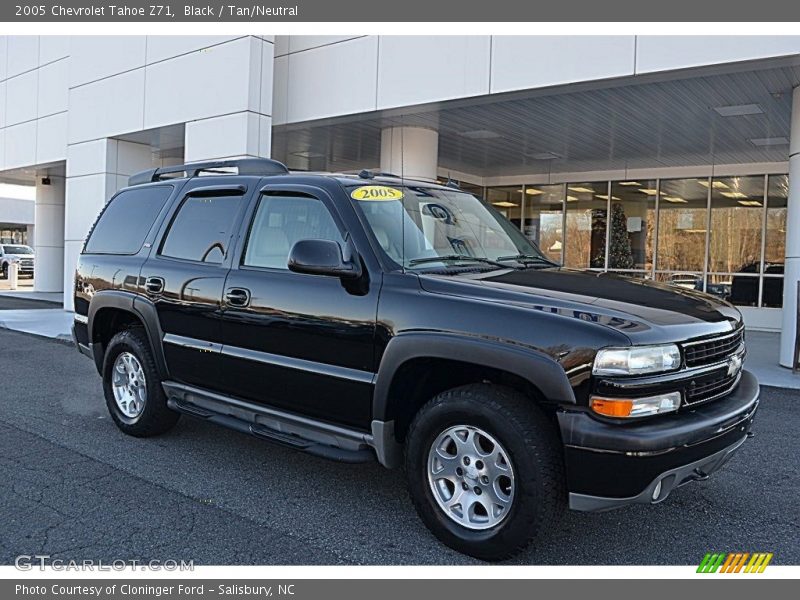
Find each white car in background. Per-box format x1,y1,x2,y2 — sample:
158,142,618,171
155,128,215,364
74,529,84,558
0,244,35,279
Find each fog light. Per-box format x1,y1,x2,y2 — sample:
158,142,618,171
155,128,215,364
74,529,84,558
590,391,681,418
652,479,662,501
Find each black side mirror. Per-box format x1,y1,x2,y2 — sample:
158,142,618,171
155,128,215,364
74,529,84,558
287,239,362,280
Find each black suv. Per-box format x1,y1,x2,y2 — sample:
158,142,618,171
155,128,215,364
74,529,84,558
73,159,759,560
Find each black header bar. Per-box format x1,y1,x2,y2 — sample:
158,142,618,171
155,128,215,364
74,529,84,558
2,0,799,22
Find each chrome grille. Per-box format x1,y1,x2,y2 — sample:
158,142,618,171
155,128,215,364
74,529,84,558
682,327,744,368
684,369,741,406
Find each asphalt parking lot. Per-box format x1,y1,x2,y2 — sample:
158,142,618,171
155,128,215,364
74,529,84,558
0,327,798,565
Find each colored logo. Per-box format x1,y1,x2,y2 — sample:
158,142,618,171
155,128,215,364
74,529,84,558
697,552,773,573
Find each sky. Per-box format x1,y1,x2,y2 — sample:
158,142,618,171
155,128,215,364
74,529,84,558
0,183,36,200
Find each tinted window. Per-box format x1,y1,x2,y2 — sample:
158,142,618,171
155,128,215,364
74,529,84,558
160,194,244,263
2,245,33,254
84,186,172,254
243,194,344,269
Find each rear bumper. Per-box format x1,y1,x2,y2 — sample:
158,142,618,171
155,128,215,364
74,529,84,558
559,369,759,510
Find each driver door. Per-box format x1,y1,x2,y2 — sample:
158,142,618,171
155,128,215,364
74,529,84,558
218,185,379,430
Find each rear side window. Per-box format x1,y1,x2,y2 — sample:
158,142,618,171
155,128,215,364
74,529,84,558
159,194,244,263
84,186,173,254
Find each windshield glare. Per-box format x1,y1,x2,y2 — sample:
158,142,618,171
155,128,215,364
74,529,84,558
352,186,548,269
2,245,33,255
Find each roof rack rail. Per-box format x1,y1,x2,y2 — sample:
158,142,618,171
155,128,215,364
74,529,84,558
128,158,290,186
357,169,401,180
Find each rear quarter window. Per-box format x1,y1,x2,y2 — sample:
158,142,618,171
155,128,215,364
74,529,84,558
84,186,173,254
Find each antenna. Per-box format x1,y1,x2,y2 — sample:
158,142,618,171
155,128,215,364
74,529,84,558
400,122,405,271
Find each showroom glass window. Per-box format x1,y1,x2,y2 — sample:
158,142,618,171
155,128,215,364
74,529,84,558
458,182,485,200
160,193,244,263
521,184,564,264
763,175,788,308
486,186,523,228
655,178,708,289
708,176,765,306
607,180,656,273
564,182,608,269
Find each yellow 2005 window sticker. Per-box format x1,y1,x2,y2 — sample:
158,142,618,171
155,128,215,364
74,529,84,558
350,185,404,201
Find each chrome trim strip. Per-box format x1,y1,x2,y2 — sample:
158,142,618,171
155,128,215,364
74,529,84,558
163,333,222,353
221,344,375,385
161,333,375,384
73,314,88,325
599,349,746,391
682,326,744,347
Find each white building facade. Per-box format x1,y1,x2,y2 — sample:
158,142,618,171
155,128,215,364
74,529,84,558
1,35,800,365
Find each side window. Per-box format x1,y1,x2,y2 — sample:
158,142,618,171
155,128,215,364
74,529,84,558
243,193,344,270
160,194,244,264
84,186,173,254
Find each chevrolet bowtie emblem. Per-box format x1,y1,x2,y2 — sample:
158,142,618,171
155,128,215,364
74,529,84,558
727,355,743,378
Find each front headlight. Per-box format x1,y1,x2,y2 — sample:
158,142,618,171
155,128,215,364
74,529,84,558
592,344,681,376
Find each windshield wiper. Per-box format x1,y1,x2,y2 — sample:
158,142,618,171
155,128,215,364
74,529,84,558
408,254,510,269
496,254,558,268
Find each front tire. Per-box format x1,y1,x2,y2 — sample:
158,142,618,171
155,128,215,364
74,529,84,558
1,264,7,279
405,384,565,561
102,328,179,437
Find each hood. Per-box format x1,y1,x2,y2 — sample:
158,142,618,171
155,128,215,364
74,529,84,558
418,267,742,344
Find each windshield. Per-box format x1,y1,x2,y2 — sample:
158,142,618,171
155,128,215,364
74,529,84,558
2,245,33,255
350,185,552,270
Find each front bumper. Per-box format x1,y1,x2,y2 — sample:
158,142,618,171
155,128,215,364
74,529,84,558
559,369,759,511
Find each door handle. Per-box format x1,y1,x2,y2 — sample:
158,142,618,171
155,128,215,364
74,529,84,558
225,287,251,307
145,276,165,295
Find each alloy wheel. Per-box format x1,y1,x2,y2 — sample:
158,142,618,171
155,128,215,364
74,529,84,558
427,425,516,530
111,352,147,418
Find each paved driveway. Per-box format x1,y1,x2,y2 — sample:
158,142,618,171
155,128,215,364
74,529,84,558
0,328,797,565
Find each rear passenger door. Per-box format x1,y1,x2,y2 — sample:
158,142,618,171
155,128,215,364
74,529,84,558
218,186,379,430
141,180,251,391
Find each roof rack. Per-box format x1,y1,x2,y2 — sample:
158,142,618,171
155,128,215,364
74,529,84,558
357,169,401,179
128,158,290,186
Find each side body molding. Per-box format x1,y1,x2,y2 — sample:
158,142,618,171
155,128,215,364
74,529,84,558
372,332,577,423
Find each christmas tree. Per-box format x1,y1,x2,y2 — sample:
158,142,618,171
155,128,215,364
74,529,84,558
607,203,635,269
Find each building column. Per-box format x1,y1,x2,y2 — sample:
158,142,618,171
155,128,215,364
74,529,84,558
63,139,153,310
380,127,439,181
33,175,65,293
184,37,274,164
184,111,272,163
780,85,800,367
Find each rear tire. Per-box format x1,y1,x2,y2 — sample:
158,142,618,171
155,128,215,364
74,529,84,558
1,264,7,279
405,383,565,561
102,328,179,437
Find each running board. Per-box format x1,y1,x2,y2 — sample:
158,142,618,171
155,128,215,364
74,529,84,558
163,382,376,464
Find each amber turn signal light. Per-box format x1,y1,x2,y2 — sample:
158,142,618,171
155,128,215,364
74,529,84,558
590,392,681,418
590,397,634,417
